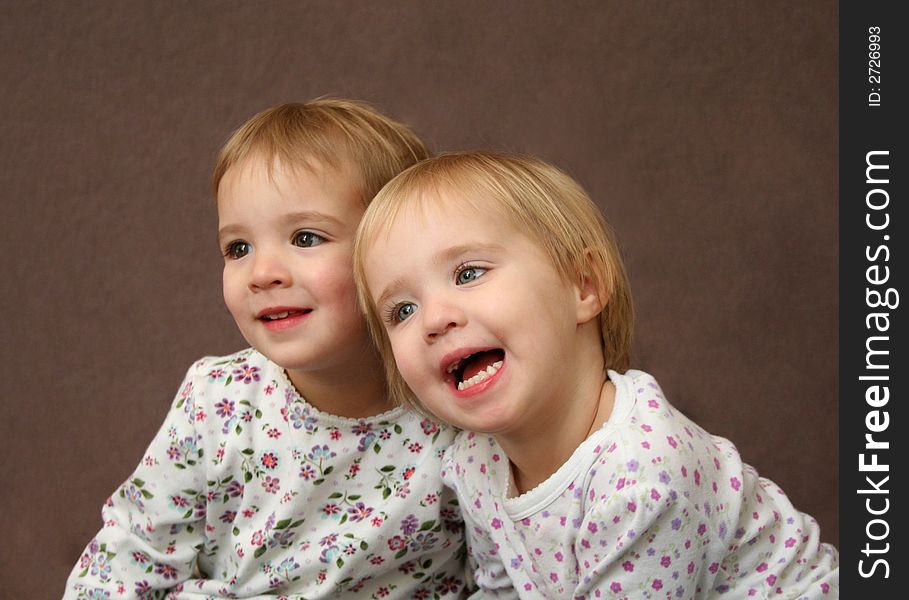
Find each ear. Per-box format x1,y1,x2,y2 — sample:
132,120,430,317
575,249,608,325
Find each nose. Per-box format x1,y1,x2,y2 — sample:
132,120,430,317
248,247,292,291
422,296,466,342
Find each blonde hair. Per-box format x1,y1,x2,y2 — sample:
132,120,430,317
212,99,429,204
353,151,634,409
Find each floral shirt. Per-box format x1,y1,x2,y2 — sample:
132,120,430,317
65,348,468,600
443,370,838,599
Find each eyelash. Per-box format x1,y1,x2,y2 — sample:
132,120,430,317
381,262,488,325
222,230,325,260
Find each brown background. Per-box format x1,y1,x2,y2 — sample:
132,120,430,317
0,2,837,597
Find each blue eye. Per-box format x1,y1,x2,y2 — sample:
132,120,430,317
225,241,250,259
293,231,325,248
456,266,487,285
396,303,417,322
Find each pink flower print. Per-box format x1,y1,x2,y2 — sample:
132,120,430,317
756,562,768,572
251,529,264,545
650,488,661,501
697,523,707,536
408,442,423,453
648,399,660,408
549,573,559,583
492,453,501,462
215,399,235,418
207,368,225,382
821,583,830,593
641,424,652,432
232,363,260,383
616,477,626,490
554,551,564,562
730,476,742,491
423,492,438,505
479,463,487,474
264,384,274,395
766,574,777,586
320,502,341,518
660,556,671,567
688,561,696,574
260,452,279,470
626,501,637,512
622,560,634,572
387,535,407,551
610,582,622,593
587,522,598,534
714,457,721,470
785,537,797,548
652,579,663,590
694,469,701,486
491,518,503,529
266,427,281,439
641,441,651,449
667,436,678,449
420,418,438,435
708,562,719,574
300,464,316,480
262,476,280,494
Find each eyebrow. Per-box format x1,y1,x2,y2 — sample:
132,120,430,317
373,242,506,309
217,210,345,246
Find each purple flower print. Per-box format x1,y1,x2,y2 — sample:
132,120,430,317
215,399,235,418
409,532,438,552
232,363,260,383
626,459,639,471
154,563,178,580
434,576,461,594
225,480,244,497
347,502,373,522
400,514,419,535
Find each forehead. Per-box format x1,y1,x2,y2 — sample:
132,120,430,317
218,153,365,220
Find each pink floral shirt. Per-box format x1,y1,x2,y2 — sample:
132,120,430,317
64,348,468,599
443,370,838,599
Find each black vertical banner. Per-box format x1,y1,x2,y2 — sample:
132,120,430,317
840,1,906,595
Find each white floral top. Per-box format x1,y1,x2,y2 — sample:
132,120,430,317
64,348,469,600
443,370,838,599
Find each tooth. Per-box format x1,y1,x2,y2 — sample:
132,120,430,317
492,360,503,369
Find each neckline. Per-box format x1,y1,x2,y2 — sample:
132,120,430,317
275,360,406,425
503,369,637,519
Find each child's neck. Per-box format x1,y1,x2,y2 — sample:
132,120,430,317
286,352,392,419
501,365,615,496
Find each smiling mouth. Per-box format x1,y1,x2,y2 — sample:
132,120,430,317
446,349,505,391
259,309,312,322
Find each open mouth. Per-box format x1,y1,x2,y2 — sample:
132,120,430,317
259,309,312,322
446,349,505,391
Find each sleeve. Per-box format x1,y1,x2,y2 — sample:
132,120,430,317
572,485,708,600
63,362,209,600
440,445,518,600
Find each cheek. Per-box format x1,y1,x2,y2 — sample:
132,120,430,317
390,337,425,388
309,259,358,306
221,268,243,316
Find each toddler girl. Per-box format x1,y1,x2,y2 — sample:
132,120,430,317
353,152,839,598
64,101,469,599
